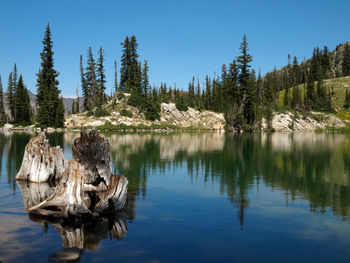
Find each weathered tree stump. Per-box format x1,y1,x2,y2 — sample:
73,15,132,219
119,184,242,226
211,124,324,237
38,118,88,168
28,160,91,218
16,132,66,183
17,128,128,219
73,127,112,190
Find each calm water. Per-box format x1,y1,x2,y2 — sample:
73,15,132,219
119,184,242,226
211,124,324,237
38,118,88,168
1,132,350,262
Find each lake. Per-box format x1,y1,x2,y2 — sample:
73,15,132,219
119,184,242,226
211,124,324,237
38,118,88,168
1,131,350,262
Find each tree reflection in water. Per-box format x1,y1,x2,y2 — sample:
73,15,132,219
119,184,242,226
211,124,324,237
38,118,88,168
3,131,350,246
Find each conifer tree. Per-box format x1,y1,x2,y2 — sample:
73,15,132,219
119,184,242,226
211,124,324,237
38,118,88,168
55,97,64,127
195,78,201,109
36,24,62,127
114,60,118,92
0,75,6,124
343,43,350,76
96,47,106,106
6,72,14,120
14,75,31,124
80,54,89,111
120,36,130,92
85,47,97,109
188,77,195,107
141,60,149,95
72,100,76,114
76,87,80,113
237,35,254,128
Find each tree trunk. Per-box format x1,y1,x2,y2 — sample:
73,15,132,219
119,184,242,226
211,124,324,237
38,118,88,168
16,132,66,183
73,127,112,189
20,128,128,219
28,160,91,218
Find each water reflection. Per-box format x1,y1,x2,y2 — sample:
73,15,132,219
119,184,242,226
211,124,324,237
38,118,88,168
17,181,128,262
1,131,350,261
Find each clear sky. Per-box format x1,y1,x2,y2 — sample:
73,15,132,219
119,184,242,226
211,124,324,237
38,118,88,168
0,0,349,97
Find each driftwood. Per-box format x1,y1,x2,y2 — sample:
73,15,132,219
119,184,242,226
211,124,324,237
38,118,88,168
16,132,66,183
17,128,128,219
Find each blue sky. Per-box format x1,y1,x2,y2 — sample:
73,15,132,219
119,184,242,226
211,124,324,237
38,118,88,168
0,0,349,97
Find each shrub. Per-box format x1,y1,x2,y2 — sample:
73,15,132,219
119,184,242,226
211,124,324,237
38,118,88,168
94,107,110,117
176,102,188,112
120,109,133,118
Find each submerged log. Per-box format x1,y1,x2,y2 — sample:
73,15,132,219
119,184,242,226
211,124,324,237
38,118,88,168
16,132,66,183
73,127,112,189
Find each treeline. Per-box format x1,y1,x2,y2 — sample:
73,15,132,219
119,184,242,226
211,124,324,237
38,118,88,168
0,24,65,127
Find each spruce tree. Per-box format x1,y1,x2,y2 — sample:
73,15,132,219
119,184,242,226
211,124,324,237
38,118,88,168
237,35,254,128
55,97,64,127
80,54,89,111
72,100,76,114
188,77,195,107
96,47,106,106
114,60,118,92
0,75,6,124
6,72,14,121
120,36,130,92
85,47,97,109
36,24,62,127
141,60,149,95
343,43,350,76
14,75,31,124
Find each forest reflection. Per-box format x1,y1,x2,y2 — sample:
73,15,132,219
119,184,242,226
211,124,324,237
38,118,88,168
2,131,350,230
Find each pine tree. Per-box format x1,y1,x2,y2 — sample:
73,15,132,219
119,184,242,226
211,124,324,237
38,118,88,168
141,60,149,95
55,97,64,127
343,43,350,76
80,54,89,111
188,77,195,107
76,87,80,113
6,72,14,121
36,24,62,127
0,75,6,124
237,35,254,128
130,36,140,92
14,75,31,124
85,47,97,108
120,36,130,92
114,60,118,92
72,100,76,114
195,78,201,109
96,47,106,106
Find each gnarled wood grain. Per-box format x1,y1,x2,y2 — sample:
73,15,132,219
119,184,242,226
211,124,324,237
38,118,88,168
16,132,66,183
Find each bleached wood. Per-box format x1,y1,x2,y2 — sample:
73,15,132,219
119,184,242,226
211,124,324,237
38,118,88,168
16,132,66,183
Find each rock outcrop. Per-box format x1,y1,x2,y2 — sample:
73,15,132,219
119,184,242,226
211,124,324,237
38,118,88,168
65,102,226,130
262,112,346,132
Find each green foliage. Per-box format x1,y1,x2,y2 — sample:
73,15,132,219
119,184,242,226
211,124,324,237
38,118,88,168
176,101,188,112
36,24,63,127
14,75,31,124
94,107,110,117
120,109,133,117
0,75,6,124
343,43,350,76
344,89,350,108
